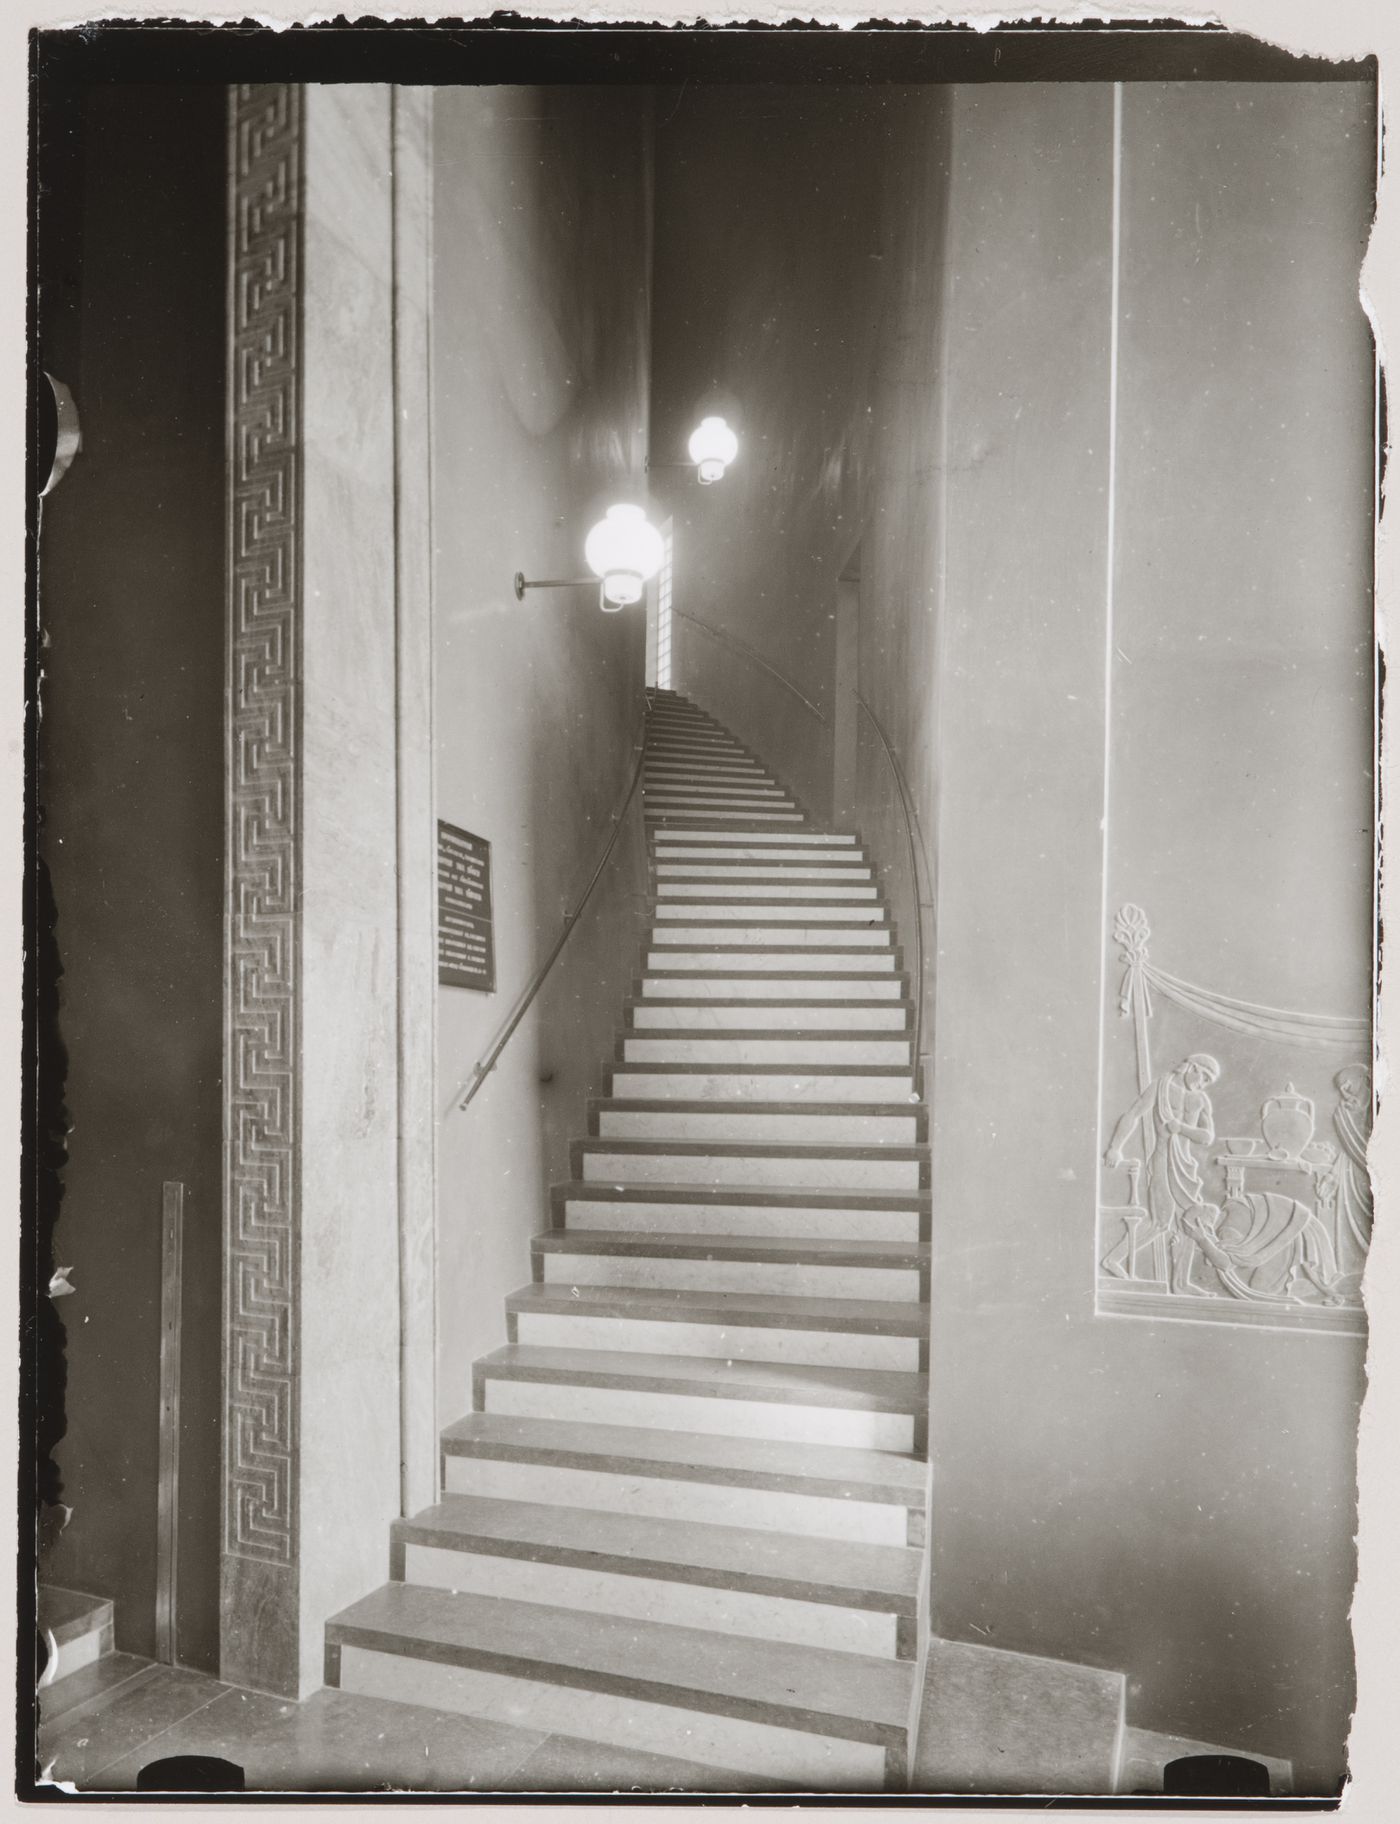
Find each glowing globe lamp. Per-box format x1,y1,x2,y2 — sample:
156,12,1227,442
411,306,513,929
584,503,665,611
687,415,739,485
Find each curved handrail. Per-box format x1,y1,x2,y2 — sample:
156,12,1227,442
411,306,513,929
855,695,933,1093
446,712,649,1116
672,608,829,726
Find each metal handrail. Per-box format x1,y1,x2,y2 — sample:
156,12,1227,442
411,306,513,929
673,608,829,726
855,695,933,1093
446,711,650,1116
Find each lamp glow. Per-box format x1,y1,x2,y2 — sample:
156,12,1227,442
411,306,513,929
687,415,739,485
584,503,665,610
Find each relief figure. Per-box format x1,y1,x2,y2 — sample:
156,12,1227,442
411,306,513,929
1183,1192,1343,1305
1103,1054,1219,1295
1330,1063,1372,1283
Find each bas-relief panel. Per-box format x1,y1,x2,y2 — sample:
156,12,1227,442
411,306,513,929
1096,906,1371,1337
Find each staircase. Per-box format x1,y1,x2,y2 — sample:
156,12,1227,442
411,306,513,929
327,688,930,1790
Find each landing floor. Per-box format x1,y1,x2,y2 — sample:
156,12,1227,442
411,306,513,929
36,1657,793,1794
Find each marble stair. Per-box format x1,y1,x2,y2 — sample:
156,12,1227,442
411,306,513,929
327,689,931,1789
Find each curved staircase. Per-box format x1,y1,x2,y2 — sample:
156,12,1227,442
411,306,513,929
326,689,931,1790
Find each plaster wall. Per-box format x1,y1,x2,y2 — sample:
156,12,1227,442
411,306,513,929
919,82,1371,1790
431,88,652,1424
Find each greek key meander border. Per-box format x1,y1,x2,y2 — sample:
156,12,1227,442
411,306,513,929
224,82,301,1567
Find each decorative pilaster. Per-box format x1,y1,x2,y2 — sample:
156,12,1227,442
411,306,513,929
222,81,302,1689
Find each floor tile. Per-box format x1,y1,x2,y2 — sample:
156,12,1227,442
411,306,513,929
90,1687,549,1793
503,1732,801,1794
37,1665,228,1789
37,1652,154,1727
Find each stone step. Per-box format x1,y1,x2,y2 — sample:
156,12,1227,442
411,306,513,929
647,810,809,827
650,929,893,954
628,1000,911,1031
647,950,901,975
655,861,874,880
653,902,887,926
473,1344,928,1453
508,1281,924,1372
652,828,856,847
38,1587,114,1688
655,850,871,871
911,1637,1126,1796
326,1584,913,1787
656,880,880,900
532,1229,925,1303
644,764,776,783
574,1137,928,1191
390,1494,921,1660
620,1031,911,1062
606,1063,916,1102
440,1412,927,1547
552,1179,929,1243
637,973,909,1001
590,1098,924,1146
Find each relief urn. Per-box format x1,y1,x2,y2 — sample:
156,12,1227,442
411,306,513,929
1261,1083,1315,1164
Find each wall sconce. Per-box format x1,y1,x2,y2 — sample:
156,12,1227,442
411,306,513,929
687,415,739,486
514,503,665,613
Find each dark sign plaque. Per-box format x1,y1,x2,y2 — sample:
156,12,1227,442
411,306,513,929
438,821,495,991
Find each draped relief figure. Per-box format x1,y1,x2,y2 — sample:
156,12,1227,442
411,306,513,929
1103,1055,1220,1294
1330,1064,1372,1285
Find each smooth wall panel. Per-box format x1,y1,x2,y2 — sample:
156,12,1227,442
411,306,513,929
927,81,1371,1789
431,88,652,1420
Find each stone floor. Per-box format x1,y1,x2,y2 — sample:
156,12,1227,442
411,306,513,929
35,1656,792,1794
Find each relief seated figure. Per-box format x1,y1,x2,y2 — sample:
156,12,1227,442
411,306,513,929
1181,1192,1344,1306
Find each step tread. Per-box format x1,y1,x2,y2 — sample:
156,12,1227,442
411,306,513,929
556,1179,929,1210
611,1061,913,1078
593,1097,923,1118
577,1137,929,1160
394,1494,920,1607
477,1343,927,1412
533,1230,929,1268
441,1411,928,1503
623,1026,912,1040
327,1584,915,1740
509,1280,927,1335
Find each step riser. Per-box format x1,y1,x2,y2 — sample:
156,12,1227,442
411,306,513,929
579,1150,924,1190
516,1310,921,1372
336,1644,890,1787
441,1453,912,1546
611,1070,914,1102
42,1622,108,1687
561,1198,922,1243
481,1377,919,1453
648,953,897,974
630,1007,909,1031
400,1544,903,1661
652,806,809,820
657,884,880,901
538,1252,922,1302
656,865,874,881
596,1111,920,1144
622,1038,911,1062
654,905,887,925
653,831,856,847
641,977,903,1000
655,853,868,870
651,926,890,947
